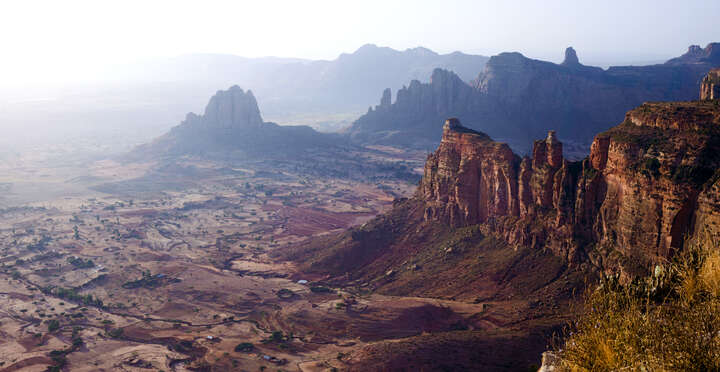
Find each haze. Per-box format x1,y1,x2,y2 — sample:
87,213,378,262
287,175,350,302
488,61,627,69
1,0,718,86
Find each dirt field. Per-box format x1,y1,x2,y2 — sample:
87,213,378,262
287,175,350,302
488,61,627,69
0,147,477,371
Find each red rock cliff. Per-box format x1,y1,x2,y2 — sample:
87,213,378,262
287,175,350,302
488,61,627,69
421,97,720,275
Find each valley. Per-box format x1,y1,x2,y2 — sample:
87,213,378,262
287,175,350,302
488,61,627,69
0,147,453,371
1,3,718,368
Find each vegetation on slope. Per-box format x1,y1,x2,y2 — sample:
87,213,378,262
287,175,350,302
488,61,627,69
556,242,720,371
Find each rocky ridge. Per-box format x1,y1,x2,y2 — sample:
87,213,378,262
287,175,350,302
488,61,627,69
349,43,720,155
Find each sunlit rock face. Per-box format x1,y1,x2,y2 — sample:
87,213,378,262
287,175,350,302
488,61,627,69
420,79,720,275
701,68,720,100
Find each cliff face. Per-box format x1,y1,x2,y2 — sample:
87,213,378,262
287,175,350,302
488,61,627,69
201,86,263,129
421,119,581,261
349,68,479,148
420,96,720,274
701,69,720,100
348,43,720,155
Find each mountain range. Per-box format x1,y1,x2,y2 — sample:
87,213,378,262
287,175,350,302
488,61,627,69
0,44,488,154
116,44,489,121
348,43,720,155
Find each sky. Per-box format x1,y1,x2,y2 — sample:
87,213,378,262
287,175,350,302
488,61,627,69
0,0,718,85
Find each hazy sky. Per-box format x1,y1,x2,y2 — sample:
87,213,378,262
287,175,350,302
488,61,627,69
1,0,718,84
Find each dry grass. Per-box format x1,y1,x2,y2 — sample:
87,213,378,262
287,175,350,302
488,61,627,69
556,243,720,371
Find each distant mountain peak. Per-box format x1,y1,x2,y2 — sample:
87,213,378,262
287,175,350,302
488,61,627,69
561,47,580,66
405,46,439,57
430,68,463,85
666,42,720,65
202,85,263,130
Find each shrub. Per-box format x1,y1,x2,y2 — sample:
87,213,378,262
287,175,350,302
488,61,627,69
234,342,254,352
310,286,332,293
556,242,720,371
47,319,60,332
276,288,295,299
107,328,124,339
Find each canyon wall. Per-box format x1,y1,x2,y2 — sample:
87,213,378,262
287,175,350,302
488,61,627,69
421,93,720,274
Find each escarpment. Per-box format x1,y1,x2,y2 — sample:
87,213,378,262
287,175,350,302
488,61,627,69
283,71,720,288
421,89,720,275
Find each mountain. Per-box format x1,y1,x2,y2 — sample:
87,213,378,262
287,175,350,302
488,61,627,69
133,86,339,157
278,75,720,370
0,45,487,155
348,43,720,155
116,44,489,122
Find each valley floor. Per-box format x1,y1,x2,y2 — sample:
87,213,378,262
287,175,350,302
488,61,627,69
0,145,565,371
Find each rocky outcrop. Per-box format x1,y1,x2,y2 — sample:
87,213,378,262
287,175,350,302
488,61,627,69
666,44,720,65
349,68,478,147
422,118,518,227
134,86,339,157
380,88,392,108
202,86,263,129
420,87,720,273
701,68,720,100
421,119,581,261
348,43,720,155
561,47,580,67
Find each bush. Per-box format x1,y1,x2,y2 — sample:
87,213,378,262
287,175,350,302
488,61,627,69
556,243,720,371
310,286,332,293
47,319,60,332
234,342,254,352
107,328,124,339
276,288,295,299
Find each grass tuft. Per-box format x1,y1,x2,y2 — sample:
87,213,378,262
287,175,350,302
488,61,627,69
556,242,720,371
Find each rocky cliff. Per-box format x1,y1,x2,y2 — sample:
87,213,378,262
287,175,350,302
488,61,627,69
287,71,720,285
421,93,720,275
348,43,720,156
701,68,720,100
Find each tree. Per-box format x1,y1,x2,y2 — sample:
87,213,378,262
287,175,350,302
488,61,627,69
47,319,60,332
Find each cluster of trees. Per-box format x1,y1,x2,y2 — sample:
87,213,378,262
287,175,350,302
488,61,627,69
121,271,162,289
66,256,94,268
44,286,104,308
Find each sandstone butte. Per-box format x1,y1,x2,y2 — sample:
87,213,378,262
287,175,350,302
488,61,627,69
421,72,720,278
